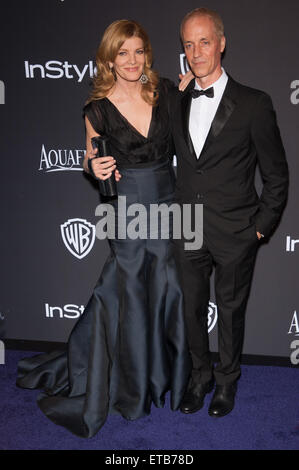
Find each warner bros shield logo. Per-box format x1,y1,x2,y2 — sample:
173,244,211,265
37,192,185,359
61,218,96,259
208,302,218,333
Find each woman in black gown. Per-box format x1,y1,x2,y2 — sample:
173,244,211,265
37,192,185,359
16,19,191,438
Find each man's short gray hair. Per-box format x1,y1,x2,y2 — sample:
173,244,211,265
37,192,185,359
180,7,225,40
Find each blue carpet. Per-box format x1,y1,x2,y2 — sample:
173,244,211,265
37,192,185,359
0,350,298,450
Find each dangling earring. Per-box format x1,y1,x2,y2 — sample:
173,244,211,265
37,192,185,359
139,71,149,84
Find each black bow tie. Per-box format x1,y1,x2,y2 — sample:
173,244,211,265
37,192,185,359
190,87,214,99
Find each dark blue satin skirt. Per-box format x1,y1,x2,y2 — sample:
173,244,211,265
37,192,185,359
16,159,191,438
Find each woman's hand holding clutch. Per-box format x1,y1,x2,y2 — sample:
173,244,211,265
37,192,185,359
87,147,122,182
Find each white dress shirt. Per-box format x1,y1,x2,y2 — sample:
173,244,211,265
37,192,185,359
189,68,228,158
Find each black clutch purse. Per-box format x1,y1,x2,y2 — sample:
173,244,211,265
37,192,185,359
88,136,118,197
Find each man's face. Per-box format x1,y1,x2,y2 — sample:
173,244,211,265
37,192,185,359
182,15,225,84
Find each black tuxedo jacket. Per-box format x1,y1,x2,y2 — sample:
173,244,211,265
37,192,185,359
170,76,289,239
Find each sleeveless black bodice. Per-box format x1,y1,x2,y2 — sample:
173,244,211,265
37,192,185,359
83,78,174,168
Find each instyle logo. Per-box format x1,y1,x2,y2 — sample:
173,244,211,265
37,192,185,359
24,60,97,82
208,301,218,333
0,80,4,104
288,310,299,365
179,53,190,76
286,235,299,252
290,80,299,105
45,303,85,319
39,145,85,172
61,218,96,259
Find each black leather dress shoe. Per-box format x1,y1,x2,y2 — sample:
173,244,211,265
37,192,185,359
180,379,214,414
208,383,237,417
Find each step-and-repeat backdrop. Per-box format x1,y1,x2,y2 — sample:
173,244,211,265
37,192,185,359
0,0,298,364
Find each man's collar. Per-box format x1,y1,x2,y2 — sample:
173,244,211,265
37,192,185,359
194,67,228,92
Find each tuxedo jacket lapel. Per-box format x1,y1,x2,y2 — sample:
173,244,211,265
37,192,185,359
210,91,236,138
198,77,237,161
180,76,238,165
181,79,197,160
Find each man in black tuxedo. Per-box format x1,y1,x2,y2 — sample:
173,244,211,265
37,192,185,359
171,8,289,417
